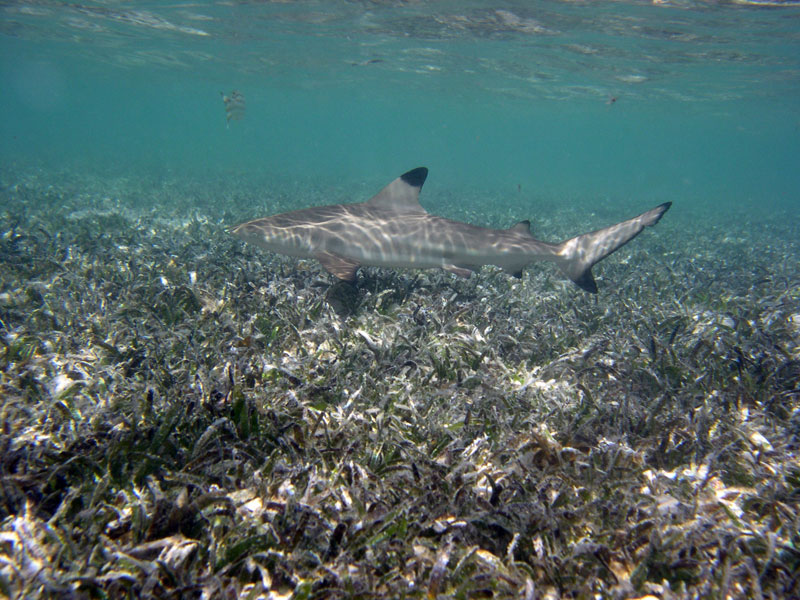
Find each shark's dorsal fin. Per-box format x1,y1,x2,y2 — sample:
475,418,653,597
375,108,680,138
508,220,533,236
365,167,429,214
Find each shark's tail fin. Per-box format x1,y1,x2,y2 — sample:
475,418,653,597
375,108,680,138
556,202,671,293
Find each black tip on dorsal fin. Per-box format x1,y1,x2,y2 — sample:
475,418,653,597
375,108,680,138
400,167,428,189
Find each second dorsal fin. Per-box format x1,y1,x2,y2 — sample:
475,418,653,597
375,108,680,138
508,220,533,236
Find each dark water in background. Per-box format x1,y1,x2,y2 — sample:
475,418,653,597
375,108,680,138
1,0,799,215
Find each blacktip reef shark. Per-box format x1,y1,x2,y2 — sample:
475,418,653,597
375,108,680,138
232,168,670,293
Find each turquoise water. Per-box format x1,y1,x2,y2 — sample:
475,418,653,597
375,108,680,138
2,1,799,212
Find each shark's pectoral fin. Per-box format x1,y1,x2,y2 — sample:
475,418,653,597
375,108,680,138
444,264,473,278
315,252,361,282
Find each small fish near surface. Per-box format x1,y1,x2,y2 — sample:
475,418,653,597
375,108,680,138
232,168,671,293
221,90,245,127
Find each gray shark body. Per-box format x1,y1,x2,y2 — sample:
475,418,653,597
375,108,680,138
232,168,670,293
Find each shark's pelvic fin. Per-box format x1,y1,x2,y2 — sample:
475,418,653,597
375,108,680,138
365,167,429,214
557,202,672,293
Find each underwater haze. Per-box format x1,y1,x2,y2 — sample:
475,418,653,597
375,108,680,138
2,2,800,599
2,0,800,208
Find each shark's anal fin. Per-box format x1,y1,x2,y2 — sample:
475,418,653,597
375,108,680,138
501,265,525,278
315,252,361,282
444,264,473,278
